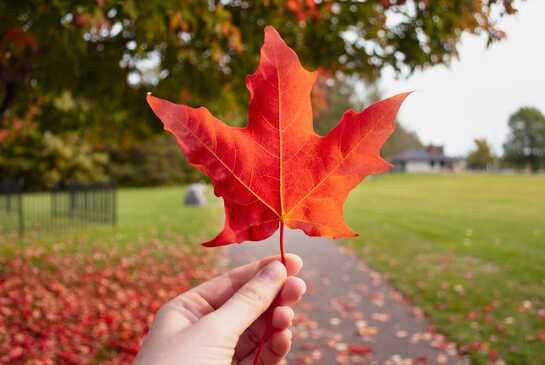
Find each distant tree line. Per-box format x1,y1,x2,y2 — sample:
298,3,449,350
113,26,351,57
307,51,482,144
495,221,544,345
503,107,545,172
312,80,545,173
467,138,495,171
466,107,545,172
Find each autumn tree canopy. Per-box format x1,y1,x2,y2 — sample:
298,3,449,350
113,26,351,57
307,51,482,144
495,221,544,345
1,0,519,145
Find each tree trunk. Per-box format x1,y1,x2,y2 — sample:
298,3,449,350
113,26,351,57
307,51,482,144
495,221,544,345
0,81,16,124
529,154,539,173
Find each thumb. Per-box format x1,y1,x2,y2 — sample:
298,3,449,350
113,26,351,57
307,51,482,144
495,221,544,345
210,260,286,335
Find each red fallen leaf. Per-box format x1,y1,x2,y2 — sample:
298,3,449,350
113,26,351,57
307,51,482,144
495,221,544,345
488,350,498,360
414,356,430,364
109,339,140,355
1,347,25,363
147,26,409,250
57,351,83,365
300,342,320,351
347,344,373,355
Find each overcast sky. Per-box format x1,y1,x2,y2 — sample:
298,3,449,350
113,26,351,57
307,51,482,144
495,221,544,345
379,0,545,156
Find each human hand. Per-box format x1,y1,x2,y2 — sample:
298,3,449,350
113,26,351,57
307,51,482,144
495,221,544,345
134,254,306,365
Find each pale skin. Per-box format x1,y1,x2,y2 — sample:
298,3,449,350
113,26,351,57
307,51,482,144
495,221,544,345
134,254,306,365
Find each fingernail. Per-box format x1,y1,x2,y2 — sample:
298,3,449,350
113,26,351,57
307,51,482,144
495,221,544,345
259,261,285,283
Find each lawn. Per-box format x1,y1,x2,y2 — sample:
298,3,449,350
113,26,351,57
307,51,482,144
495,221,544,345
0,185,223,254
345,173,545,365
91,185,222,246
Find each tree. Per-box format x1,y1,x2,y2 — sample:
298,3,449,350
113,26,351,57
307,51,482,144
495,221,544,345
381,123,423,159
1,0,520,146
353,83,424,159
503,107,545,172
0,120,109,189
312,76,421,159
312,75,364,135
467,138,495,170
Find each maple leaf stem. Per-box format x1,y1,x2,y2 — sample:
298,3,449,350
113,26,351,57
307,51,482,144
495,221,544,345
252,338,265,365
279,220,286,266
252,222,287,365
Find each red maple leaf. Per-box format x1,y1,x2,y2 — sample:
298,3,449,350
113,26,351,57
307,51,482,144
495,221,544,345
147,26,409,252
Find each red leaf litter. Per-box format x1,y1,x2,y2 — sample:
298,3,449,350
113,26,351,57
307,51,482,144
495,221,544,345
0,244,216,365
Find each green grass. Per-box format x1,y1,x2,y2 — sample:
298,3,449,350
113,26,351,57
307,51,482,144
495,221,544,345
345,173,545,365
0,186,222,254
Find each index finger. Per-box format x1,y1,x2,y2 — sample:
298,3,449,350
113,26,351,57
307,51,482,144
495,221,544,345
182,253,303,312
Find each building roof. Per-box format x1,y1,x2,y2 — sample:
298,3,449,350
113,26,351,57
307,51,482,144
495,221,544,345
391,148,459,163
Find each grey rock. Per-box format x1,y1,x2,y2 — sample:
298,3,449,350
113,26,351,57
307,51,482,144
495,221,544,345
184,183,207,206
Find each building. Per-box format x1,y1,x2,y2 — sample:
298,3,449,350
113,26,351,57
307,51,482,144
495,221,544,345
391,145,465,173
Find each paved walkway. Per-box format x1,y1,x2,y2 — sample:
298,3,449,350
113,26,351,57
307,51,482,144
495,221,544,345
225,229,469,365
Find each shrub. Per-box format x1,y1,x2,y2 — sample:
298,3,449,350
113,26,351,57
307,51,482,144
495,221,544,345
108,135,204,186
0,121,109,190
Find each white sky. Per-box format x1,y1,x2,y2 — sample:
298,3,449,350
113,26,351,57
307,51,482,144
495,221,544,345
380,0,545,156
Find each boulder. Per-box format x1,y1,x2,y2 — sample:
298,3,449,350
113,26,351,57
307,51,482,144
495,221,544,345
184,183,207,206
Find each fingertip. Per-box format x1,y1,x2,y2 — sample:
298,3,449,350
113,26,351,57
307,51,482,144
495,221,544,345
278,276,307,305
272,306,295,329
284,254,303,276
291,276,307,297
259,260,287,284
270,329,292,357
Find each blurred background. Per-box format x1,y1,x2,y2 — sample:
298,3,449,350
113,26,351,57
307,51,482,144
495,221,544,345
1,1,544,365
2,0,543,190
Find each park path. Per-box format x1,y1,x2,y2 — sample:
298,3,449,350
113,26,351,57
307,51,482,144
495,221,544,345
225,229,469,365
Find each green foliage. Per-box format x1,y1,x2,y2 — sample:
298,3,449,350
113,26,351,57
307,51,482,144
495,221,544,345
42,132,109,187
0,122,109,189
1,0,520,146
0,121,44,187
381,123,423,159
503,106,545,172
467,138,495,170
108,134,204,186
312,76,364,135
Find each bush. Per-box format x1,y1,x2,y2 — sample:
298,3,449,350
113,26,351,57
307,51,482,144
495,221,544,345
41,132,109,187
0,121,109,190
108,134,204,186
1,119,202,188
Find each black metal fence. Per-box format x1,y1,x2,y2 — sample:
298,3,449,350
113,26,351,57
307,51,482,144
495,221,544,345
0,181,116,238
0,181,24,237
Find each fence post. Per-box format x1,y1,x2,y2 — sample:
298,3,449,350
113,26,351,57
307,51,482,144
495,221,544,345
111,184,117,226
18,188,24,239
69,184,75,219
51,185,58,218
2,181,116,237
